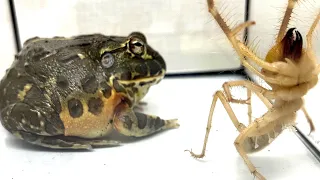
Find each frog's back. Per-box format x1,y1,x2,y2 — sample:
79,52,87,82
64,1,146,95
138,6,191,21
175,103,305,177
0,35,115,136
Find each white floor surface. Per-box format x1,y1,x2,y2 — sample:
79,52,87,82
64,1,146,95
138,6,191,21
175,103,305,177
1,75,319,180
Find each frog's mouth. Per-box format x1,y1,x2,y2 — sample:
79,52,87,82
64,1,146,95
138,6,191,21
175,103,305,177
117,69,166,102
118,69,165,87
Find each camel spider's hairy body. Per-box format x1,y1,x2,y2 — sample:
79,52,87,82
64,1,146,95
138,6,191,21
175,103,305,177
185,0,320,179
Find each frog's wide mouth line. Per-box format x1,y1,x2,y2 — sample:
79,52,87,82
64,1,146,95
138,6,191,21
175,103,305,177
118,72,165,85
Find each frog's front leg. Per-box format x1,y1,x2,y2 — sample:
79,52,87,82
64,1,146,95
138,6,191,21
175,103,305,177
1,103,120,150
113,104,179,137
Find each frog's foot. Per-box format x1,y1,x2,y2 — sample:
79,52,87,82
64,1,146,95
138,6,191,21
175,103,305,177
13,130,120,150
113,105,179,137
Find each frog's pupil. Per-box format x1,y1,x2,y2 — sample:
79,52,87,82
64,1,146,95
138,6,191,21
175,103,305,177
68,98,83,118
133,42,143,47
129,40,144,55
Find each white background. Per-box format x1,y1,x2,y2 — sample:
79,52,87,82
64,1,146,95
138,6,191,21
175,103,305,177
1,0,320,180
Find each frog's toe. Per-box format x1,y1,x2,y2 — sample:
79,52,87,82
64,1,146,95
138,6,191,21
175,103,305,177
14,130,93,150
14,131,121,150
86,139,121,147
163,119,180,129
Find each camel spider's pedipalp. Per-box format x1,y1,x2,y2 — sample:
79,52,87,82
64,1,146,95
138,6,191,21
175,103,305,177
185,0,320,179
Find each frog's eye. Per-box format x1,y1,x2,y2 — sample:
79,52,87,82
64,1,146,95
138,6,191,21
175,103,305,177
129,38,145,55
101,53,114,68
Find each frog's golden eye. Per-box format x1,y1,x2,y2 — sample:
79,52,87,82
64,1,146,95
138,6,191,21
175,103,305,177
129,38,145,55
101,53,114,68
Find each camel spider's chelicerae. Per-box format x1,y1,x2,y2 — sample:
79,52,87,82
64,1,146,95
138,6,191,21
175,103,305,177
185,0,320,179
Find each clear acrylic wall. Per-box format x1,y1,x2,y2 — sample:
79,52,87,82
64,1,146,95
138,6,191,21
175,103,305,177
6,0,249,74
2,0,320,76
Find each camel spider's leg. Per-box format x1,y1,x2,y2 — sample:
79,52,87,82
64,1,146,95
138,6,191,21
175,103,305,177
306,10,320,49
301,104,315,134
234,124,267,180
185,80,275,159
222,81,273,124
247,88,253,124
234,98,303,180
184,90,245,158
234,129,266,180
276,0,297,43
225,80,316,134
206,0,299,86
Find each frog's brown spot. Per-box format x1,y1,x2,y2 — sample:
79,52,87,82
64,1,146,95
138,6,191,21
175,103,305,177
135,113,147,129
100,81,112,98
68,98,83,118
134,63,148,78
27,110,42,128
120,71,132,80
154,117,164,130
59,89,122,138
147,61,161,76
113,79,126,93
81,74,98,94
56,76,69,89
88,97,104,115
17,83,33,101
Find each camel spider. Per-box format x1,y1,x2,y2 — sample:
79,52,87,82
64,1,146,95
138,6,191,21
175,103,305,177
185,0,320,179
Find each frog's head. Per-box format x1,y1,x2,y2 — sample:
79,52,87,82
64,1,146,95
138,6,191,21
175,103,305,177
98,32,166,102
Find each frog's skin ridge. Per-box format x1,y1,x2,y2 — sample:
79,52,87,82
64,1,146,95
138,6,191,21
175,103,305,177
0,32,179,149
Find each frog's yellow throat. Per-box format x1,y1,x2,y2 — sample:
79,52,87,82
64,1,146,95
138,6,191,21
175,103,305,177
59,88,122,138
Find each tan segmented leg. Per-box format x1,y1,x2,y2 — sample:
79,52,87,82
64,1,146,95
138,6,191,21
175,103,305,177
234,124,266,180
301,104,315,134
185,80,274,158
206,0,300,86
224,81,315,133
276,0,297,43
185,80,304,179
185,91,245,158
222,81,273,124
306,9,320,49
234,97,303,180
238,81,316,134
